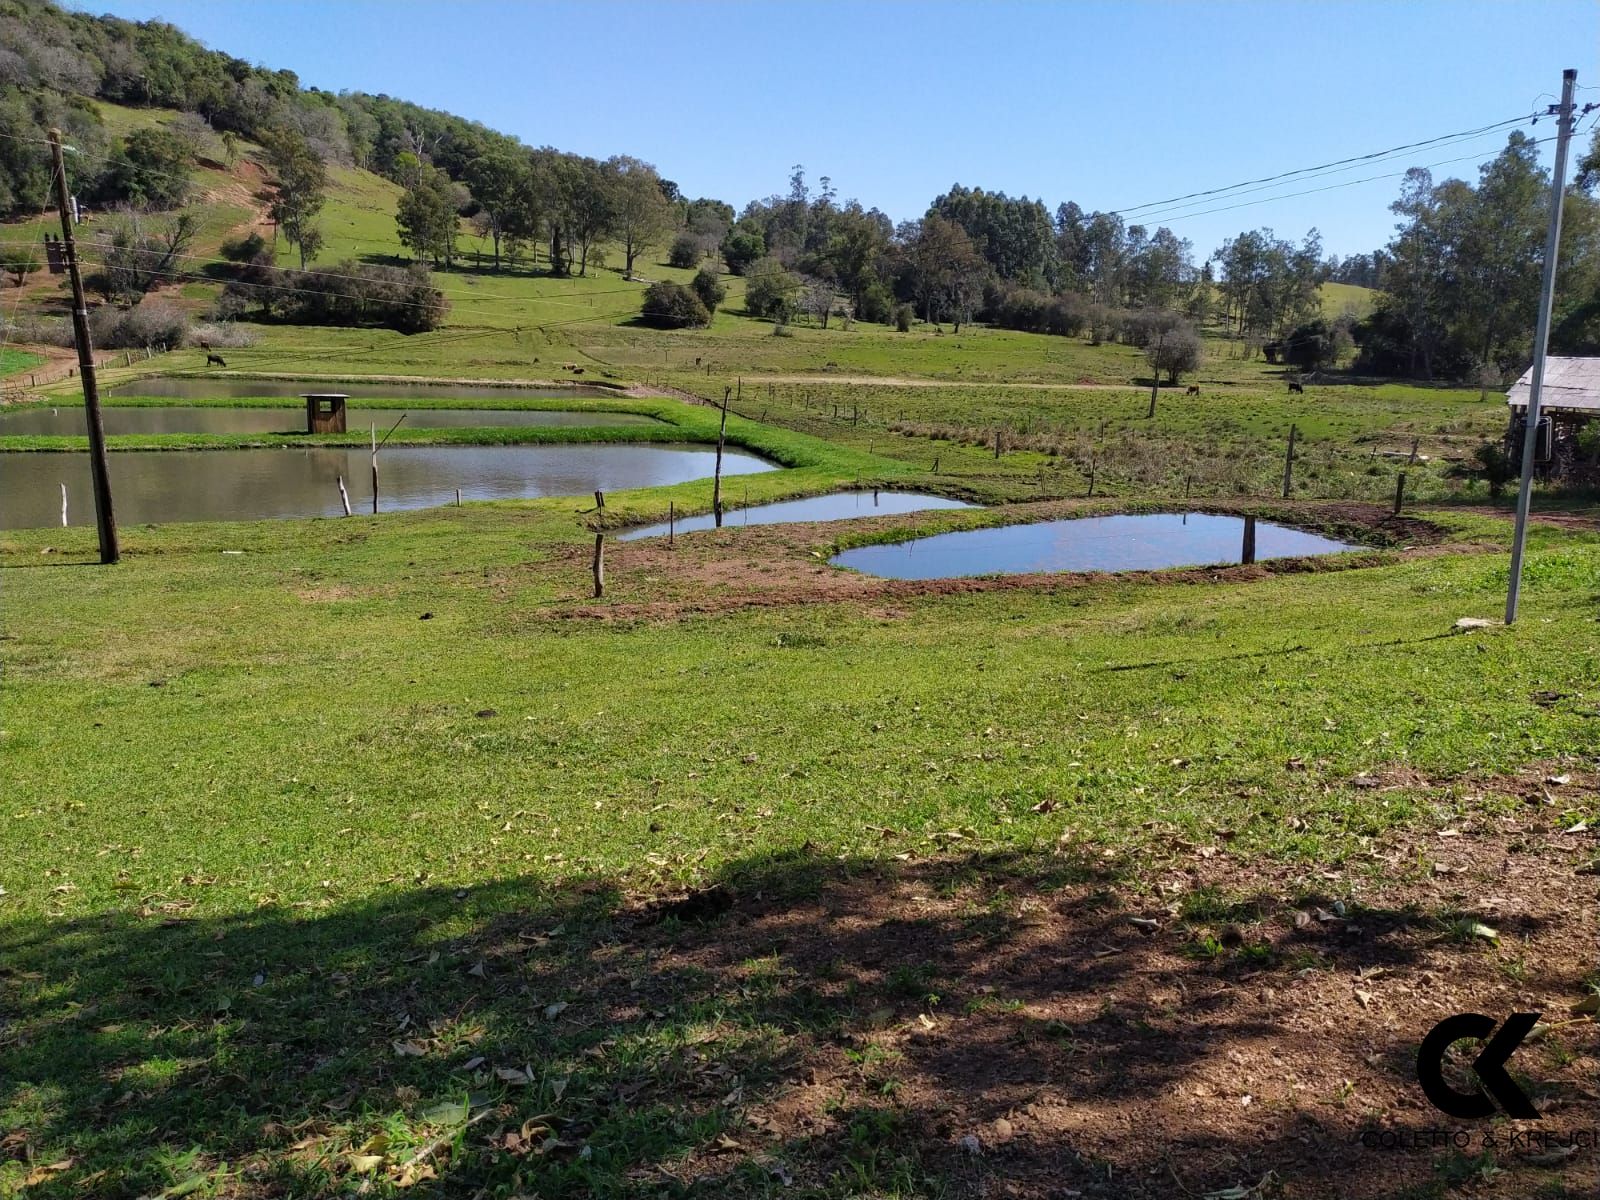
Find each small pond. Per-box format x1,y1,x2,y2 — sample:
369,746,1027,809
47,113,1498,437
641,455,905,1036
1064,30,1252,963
830,512,1357,579
0,406,661,436
618,490,974,540
1,444,775,528
107,379,613,401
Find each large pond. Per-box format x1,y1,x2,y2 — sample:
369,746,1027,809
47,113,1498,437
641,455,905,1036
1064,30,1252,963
107,379,613,401
618,490,974,540
830,512,1357,579
0,405,659,436
1,444,775,528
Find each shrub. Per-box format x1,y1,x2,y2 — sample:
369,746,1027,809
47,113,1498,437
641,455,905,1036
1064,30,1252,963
857,280,894,325
667,232,702,269
220,232,268,263
690,266,726,315
893,303,914,333
89,299,191,350
222,258,447,333
185,321,258,349
1146,325,1203,383
1283,318,1337,372
639,280,710,329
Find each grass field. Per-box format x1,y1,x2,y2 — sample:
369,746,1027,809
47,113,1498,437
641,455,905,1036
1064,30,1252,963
0,348,44,376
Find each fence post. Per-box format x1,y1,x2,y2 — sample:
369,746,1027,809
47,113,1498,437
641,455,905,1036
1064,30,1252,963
592,534,605,598
668,500,675,546
1281,424,1297,499
1393,472,1406,515
1241,514,1257,565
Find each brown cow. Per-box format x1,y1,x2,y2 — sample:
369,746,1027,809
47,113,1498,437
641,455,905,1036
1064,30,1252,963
1186,385,1200,396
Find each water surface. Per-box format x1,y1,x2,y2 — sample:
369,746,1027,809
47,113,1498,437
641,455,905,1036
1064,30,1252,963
1,444,775,528
108,379,613,401
619,490,973,540
0,406,660,436
830,512,1356,579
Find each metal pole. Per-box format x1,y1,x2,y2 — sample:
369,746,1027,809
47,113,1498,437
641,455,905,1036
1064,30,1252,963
48,129,117,563
1507,69,1578,625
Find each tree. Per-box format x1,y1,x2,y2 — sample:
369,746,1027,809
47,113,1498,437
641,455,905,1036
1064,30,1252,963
639,280,709,329
463,149,532,270
907,215,986,330
396,165,459,267
743,256,800,320
263,128,327,270
1146,324,1202,384
690,265,725,316
721,228,764,275
802,278,841,328
1,245,40,288
606,156,673,278
93,210,198,303
106,127,192,209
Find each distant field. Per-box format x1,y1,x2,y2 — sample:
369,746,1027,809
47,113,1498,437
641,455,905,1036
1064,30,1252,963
0,348,45,376
1320,280,1377,316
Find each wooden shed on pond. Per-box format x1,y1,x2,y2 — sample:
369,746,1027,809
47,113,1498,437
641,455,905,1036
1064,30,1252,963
303,393,348,434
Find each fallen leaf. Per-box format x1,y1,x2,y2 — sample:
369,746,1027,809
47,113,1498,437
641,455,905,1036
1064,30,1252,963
393,1040,426,1057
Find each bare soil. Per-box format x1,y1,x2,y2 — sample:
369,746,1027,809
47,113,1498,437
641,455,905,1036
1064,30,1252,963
598,766,1598,1198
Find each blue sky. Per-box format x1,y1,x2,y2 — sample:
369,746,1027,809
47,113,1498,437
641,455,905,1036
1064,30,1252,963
74,0,1600,259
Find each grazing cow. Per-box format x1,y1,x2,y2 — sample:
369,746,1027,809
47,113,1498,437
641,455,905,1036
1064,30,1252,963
571,367,585,375
1186,385,1201,396
1288,380,1304,394
206,353,227,368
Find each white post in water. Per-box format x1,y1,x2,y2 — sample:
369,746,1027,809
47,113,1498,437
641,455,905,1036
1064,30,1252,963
60,483,67,527
1507,68,1579,625
337,474,351,517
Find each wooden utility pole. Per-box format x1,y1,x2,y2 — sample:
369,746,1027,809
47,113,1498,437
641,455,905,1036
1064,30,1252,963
1281,424,1297,499
713,387,730,527
48,128,117,563
1507,68,1579,625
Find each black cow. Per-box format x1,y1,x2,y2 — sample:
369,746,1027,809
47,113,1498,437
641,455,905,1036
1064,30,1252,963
206,353,226,368
1288,380,1304,394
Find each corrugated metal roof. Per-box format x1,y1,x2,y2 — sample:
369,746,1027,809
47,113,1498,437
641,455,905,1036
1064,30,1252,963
1506,357,1600,412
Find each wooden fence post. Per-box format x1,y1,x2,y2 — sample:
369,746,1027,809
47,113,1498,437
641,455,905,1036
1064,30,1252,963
1393,472,1406,515
1281,424,1297,499
592,534,605,598
1241,514,1257,565
1088,454,1096,497
337,475,351,516
668,500,675,546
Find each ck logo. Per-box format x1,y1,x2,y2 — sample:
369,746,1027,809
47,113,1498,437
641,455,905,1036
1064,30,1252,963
1416,1012,1541,1119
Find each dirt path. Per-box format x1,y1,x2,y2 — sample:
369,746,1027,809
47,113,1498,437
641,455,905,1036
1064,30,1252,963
743,374,1140,391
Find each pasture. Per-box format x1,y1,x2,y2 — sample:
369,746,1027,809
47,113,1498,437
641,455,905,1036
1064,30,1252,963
1,105,1595,1200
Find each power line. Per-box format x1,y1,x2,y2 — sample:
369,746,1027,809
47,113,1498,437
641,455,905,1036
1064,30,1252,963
1109,111,1541,217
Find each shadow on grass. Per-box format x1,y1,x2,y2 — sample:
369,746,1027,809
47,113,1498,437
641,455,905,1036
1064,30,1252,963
0,845,1569,1198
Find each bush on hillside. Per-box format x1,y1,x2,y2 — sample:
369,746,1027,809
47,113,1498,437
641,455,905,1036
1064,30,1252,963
639,280,710,329
667,232,702,269
220,232,268,263
690,266,725,316
743,257,800,321
893,303,914,332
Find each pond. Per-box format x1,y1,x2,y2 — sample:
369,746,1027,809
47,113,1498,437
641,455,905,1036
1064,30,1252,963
0,406,660,436
0,444,776,528
617,490,975,540
830,512,1357,579
107,379,614,401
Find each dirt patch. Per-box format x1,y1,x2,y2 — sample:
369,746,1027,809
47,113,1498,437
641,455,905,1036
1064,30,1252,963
589,800,1599,1198
531,501,1467,623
